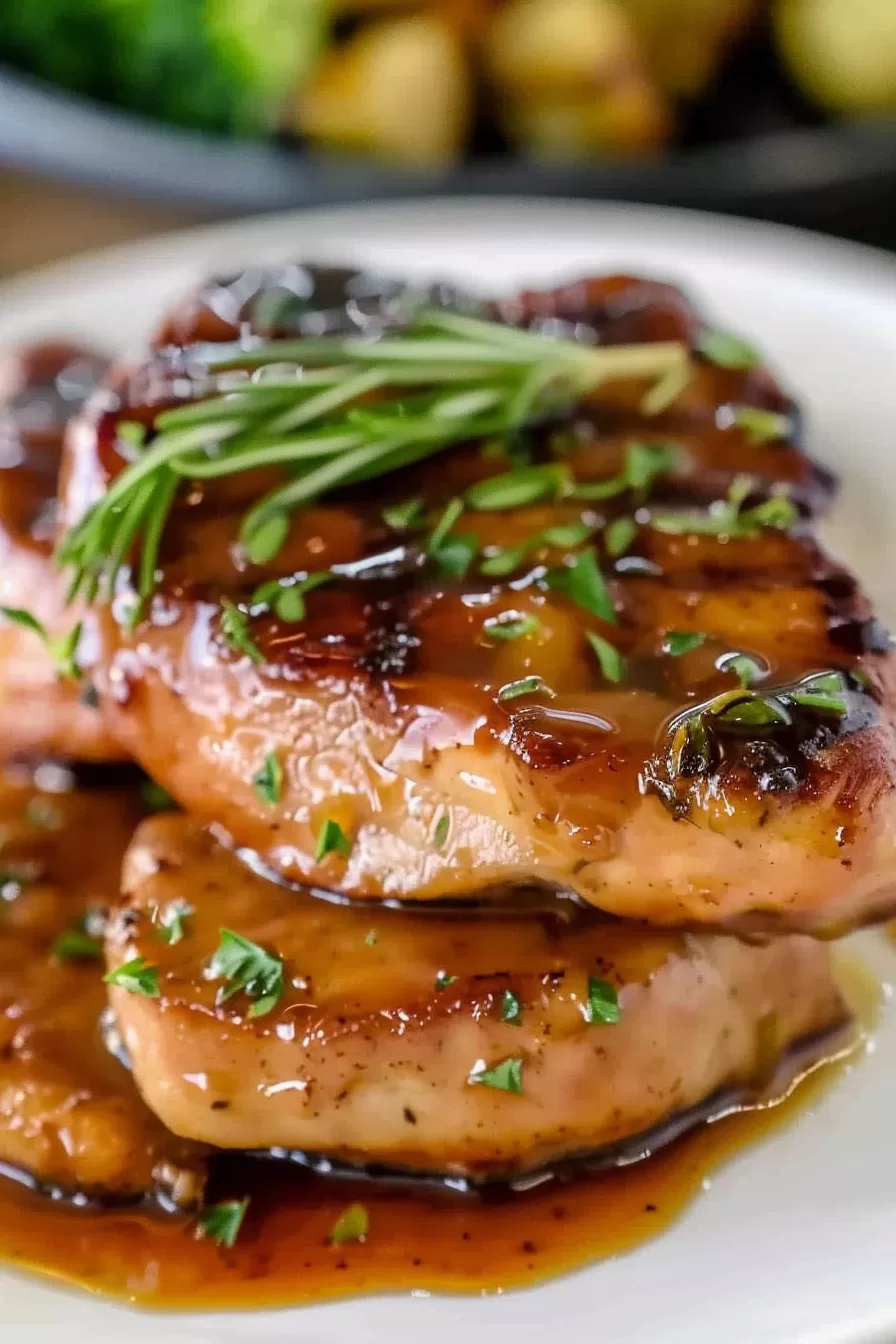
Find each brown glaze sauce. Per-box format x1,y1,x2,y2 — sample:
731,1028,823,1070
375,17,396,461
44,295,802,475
0,974,870,1312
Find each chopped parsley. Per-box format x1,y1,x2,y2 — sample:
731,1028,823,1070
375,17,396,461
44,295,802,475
0,607,82,681
466,464,570,511
482,612,541,642
382,497,425,532
605,516,637,558
252,570,333,622
548,549,616,624
468,1056,524,1094
51,927,103,963
500,988,522,1025
480,521,592,577
574,441,679,502
651,477,797,538
433,533,478,579
787,671,848,716
731,406,791,445
219,600,263,664
253,752,283,806
697,329,760,371
586,630,625,683
714,694,790,729
663,631,706,657
330,1202,369,1246
104,957,160,998
244,512,289,566
207,929,284,1018
196,1197,249,1249
427,498,464,553
315,818,352,862
157,900,194,946
498,675,555,703
364,930,378,947
585,976,621,1025
434,813,450,849
722,652,765,688
435,971,458,991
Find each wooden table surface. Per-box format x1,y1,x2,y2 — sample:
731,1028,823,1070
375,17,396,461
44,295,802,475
0,168,204,278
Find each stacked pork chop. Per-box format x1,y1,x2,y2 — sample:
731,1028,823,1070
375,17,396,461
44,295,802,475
2,262,889,1211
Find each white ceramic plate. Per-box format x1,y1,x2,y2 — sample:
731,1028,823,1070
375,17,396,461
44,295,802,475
3,200,896,1344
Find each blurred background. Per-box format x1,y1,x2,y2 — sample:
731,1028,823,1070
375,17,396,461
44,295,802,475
1,0,895,276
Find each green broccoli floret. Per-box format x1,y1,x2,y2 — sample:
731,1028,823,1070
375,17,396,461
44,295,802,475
0,0,327,136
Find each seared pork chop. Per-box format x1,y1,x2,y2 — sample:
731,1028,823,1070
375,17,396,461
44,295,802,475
0,343,124,762
0,770,206,1206
107,811,850,1181
60,268,896,932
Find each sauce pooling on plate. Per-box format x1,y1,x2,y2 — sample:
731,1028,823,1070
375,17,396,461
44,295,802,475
0,1024,862,1309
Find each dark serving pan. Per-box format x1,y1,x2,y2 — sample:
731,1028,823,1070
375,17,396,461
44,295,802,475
2,66,896,247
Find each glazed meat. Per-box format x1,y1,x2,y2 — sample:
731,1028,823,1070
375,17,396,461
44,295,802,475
59,268,896,932
0,342,124,762
107,811,850,1181
0,769,206,1207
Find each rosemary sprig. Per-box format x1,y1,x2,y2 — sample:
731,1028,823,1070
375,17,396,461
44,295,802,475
57,309,689,607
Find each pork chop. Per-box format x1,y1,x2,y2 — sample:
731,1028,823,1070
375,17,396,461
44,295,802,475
107,811,850,1181
59,268,896,932
0,342,124,762
0,769,206,1207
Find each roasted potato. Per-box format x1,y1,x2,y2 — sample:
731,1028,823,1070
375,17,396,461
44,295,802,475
619,0,757,97
483,0,668,156
775,0,896,115
298,12,472,164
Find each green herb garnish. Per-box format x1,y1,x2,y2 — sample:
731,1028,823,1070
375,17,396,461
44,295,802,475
157,900,194,946
104,957,159,997
364,930,378,947
382,497,425,531
196,1198,249,1249
480,521,591,577
207,929,284,1018
651,476,797,538
605,516,637,558
586,631,625,683
51,927,103,963
253,752,283,806
724,652,765,688
468,1056,524,1094
0,607,82,681
435,971,458,990
697,329,760,371
712,692,790,729
58,311,689,607
573,441,679,502
315,818,352,862
466,463,570,511
585,976,621,1025
330,1203,369,1246
219,600,263,664
252,570,333,622
498,675,555,703
432,533,478,580
731,406,791,445
483,612,541,642
786,671,848,717
434,813,450,849
548,549,616,624
500,988,522,1024
664,631,706,657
